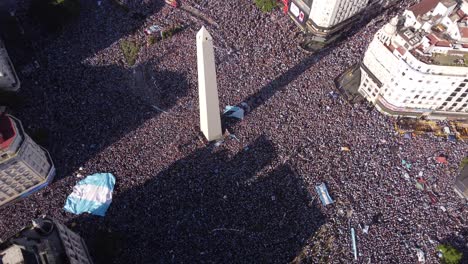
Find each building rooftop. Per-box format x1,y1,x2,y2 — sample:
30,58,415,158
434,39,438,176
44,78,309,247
387,0,468,68
408,0,440,17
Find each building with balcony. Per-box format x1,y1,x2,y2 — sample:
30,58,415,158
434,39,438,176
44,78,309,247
358,0,468,119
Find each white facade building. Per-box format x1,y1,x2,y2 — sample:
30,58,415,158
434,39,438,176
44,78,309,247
288,0,398,39
358,0,468,119
309,0,369,29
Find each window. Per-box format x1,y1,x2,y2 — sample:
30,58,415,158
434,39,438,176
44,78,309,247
446,97,453,101
455,88,462,92
422,96,427,100
451,93,457,96
457,98,463,102
460,93,467,98
442,102,448,106
460,83,466,87
414,95,420,99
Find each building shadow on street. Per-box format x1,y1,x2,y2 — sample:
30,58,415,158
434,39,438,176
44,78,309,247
68,135,325,263
0,0,191,180
234,3,402,121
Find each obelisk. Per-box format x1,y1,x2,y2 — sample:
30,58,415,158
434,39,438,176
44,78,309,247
197,26,222,141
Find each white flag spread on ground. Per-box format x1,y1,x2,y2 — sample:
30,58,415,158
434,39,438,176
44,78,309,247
64,173,115,216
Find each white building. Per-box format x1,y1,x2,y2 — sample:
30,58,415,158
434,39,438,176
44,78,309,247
289,0,397,38
309,0,369,30
358,0,468,119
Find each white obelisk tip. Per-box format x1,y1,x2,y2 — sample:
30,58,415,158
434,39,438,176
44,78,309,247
197,26,212,41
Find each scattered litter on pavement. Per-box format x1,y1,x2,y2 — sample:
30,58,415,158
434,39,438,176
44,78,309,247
440,206,446,212
64,173,116,216
418,171,423,177
223,105,244,119
315,182,334,206
416,248,425,262
341,146,350,151
402,159,412,169
79,167,84,171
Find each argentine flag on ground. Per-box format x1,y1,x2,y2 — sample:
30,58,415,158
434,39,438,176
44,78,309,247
64,173,116,216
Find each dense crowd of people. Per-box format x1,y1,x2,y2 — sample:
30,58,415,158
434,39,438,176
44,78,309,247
0,0,466,263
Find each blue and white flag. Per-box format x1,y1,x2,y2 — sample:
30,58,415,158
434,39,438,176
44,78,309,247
315,182,334,206
64,173,116,216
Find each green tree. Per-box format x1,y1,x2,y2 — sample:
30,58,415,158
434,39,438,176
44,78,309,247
120,40,140,66
254,0,278,12
437,244,463,264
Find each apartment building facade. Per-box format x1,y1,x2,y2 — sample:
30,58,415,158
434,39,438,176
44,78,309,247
358,0,468,119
